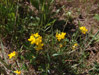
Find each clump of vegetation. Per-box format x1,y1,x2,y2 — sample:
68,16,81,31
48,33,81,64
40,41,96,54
89,62,99,75
0,0,99,75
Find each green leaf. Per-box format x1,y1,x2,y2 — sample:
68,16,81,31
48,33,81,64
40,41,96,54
0,39,8,64
30,0,39,10
94,14,99,21
64,38,69,42
52,53,62,57
45,19,56,27
21,64,28,70
20,55,25,60
47,53,50,62
90,34,99,43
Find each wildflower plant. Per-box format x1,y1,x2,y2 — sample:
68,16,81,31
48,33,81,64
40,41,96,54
72,43,78,50
28,33,44,51
14,70,21,75
8,51,17,59
79,26,88,34
0,0,99,75
56,32,66,41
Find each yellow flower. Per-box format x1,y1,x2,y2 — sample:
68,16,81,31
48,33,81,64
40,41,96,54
79,26,88,34
28,35,36,44
14,70,21,75
56,33,61,41
34,33,40,38
59,44,63,48
28,33,44,51
56,32,66,41
35,43,44,51
28,33,43,45
72,43,78,50
35,36,42,45
8,51,16,59
61,32,66,39
32,56,35,58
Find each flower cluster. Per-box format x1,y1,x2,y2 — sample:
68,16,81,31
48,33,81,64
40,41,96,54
72,43,78,50
79,26,88,34
8,51,16,59
56,32,66,41
28,33,44,51
14,70,21,75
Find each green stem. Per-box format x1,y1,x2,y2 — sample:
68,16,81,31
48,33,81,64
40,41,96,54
85,30,99,48
0,38,8,64
0,57,10,70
